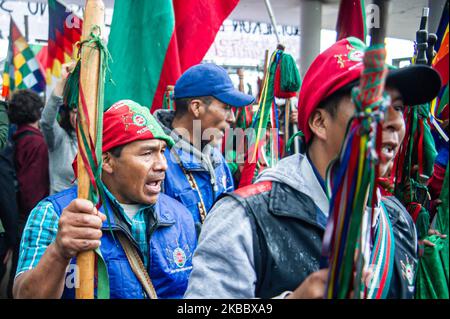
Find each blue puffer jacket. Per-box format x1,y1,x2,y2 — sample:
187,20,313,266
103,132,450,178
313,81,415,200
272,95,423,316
47,186,197,299
154,110,234,225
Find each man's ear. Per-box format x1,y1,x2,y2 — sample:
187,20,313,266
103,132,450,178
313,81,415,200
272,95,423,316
188,99,202,118
102,152,114,174
308,109,328,142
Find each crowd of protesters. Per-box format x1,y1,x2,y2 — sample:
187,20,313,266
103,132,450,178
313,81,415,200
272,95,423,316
0,36,448,299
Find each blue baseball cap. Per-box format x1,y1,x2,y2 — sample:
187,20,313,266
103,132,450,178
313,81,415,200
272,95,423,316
173,63,255,107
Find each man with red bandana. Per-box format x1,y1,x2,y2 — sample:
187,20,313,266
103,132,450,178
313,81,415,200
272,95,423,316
13,100,197,299
185,37,442,299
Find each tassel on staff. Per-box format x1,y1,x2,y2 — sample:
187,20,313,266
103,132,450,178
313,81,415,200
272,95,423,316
322,0,392,299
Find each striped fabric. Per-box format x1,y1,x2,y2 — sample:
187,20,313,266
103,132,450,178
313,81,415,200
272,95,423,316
1,18,46,98
366,202,396,299
16,190,152,278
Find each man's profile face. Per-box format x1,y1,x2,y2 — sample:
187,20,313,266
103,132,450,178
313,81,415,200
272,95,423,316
105,139,168,205
379,87,406,177
198,97,236,146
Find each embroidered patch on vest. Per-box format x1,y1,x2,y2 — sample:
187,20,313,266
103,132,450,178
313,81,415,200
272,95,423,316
173,247,187,268
401,254,415,292
234,181,273,198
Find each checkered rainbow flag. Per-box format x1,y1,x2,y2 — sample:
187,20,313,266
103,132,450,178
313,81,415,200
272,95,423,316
1,18,46,98
45,0,82,84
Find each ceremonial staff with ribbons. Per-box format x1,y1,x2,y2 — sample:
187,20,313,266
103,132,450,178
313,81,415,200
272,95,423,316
393,8,436,224
263,0,301,156
396,5,450,299
322,0,392,299
75,0,106,299
238,0,301,187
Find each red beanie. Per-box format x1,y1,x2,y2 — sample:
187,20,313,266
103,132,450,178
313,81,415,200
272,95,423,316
298,37,366,143
102,100,174,153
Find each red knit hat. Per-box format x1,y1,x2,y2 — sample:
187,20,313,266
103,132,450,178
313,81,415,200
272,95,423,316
72,100,174,178
298,37,366,144
102,100,174,152
298,37,442,143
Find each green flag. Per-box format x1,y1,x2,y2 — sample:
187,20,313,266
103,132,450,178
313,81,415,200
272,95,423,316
104,0,240,111
105,0,174,110
415,164,449,299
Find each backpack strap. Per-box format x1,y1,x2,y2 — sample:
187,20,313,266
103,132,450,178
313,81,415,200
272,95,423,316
117,233,158,299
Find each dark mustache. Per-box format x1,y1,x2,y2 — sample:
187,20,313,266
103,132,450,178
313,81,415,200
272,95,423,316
146,173,166,182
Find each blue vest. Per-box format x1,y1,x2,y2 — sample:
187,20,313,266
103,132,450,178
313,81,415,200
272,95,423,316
162,146,234,224
47,186,197,299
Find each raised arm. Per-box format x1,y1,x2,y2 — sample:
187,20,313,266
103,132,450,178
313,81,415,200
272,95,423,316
40,63,76,151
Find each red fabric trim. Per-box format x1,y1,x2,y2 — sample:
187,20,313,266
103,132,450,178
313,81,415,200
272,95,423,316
238,141,259,188
234,181,273,198
410,203,423,223
238,161,257,188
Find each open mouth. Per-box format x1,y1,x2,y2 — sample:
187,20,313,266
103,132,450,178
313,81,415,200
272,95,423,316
145,180,162,193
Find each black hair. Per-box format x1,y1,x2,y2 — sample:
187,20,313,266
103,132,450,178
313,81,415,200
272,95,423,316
58,103,76,137
316,81,356,118
307,82,356,147
7,89,44,125
174,96,214,117
108,144,126,158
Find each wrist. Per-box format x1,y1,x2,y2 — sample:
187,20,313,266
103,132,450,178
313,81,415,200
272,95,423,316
53,85,65,98
49,241,72,265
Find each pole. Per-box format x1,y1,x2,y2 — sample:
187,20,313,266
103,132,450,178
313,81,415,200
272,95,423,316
263,0,281,45
257,50,270,105
291,99,299,154
237,68,245,93
24,15,29,42
76,0,105,299
416,7,429,65
370,0,389,46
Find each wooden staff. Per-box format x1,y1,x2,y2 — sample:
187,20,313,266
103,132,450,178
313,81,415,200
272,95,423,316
283,98,300,155
76,0,105,299
284,98,290,155
237,68,245,93
257,50,269,105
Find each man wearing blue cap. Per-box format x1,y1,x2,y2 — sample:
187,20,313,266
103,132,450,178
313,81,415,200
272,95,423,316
154,63,255,233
